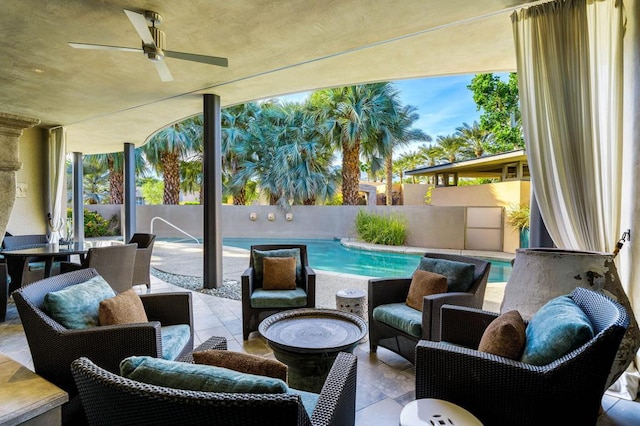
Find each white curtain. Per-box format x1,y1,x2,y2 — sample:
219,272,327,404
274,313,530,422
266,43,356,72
512,0,638,398
48,127,67,243
512,0,624,252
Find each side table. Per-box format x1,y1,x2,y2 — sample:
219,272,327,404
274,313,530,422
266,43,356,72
335,288,367,319
400,399,483,425
0,353,68,425
336,288,367,342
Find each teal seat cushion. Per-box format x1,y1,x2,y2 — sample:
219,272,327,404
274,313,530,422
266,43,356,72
250,288,307,308
521,295,594,366
418,257,475,292
373,303,423,337
160,324,191,360
253,248,302,286
43,275,116,329
27,261,46,271
120,356,289,394
288,388,320,418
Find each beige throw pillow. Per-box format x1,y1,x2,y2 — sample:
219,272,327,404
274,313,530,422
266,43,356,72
405,269,448,311
98,288,148,325
193,350,288,382
262,256,297,290
478,310,526,360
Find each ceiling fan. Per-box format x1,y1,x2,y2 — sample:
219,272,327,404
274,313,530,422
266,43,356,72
69,9,228,82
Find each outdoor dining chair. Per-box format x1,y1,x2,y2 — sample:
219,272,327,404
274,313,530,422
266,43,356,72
128,233,156,288
59,243,137,293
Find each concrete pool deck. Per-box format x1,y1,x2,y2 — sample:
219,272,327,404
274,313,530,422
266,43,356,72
151,239,515,312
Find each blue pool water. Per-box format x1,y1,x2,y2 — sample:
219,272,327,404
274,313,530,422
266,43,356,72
223,238,511,282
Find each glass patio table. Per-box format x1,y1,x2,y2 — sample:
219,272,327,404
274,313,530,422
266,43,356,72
1,242,89,285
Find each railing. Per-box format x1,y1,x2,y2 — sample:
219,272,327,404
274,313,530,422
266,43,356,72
149,217,201,244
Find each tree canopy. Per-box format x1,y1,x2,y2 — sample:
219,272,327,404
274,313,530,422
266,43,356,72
468,73,524,153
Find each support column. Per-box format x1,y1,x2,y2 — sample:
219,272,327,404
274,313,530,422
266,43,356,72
72,152,84,244
0,113,40,240
203,94,222,289
123,143,136,242
529,193,554,248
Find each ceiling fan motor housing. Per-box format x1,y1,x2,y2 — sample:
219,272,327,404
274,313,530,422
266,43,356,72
144,27,166,61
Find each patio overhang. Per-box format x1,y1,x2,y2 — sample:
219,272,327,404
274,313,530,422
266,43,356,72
0,0,545,154
406,149,529,185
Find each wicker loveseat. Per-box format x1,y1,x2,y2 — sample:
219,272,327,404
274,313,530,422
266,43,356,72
71,346,358,426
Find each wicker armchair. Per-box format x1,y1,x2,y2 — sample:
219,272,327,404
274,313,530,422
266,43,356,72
59,243,138,293
241,244,316,340
368,252,490,362
128,233,156,289
71,349,357,426
12,268,194,424
414,287,629,426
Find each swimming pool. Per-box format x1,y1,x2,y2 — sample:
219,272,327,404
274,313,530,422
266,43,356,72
223,238,511,282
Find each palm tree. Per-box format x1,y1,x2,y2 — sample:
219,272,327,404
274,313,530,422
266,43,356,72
234,101,338,208
455,121,493,158
221,103,260,205
180,159,203,203
434,134,468,163
395,151,425,184
312,83,401,205
141,117,200,204
84,151,148,204
381,104,431,205
82,165,110,204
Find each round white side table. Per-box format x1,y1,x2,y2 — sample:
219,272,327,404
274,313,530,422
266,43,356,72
399,399,483,426
336,288,368,343
335,288,367,319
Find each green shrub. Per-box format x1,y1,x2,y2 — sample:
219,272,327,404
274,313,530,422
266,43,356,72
81,209,119,237
506,203,530,230
354,210,407,246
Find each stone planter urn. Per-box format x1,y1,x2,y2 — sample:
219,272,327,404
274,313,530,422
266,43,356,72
501,248,640,388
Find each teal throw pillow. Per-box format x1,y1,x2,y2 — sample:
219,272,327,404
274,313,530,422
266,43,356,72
521,295,594,366
120,356,288,394
44,275,116,329
253,248,302,285
418,257,475,292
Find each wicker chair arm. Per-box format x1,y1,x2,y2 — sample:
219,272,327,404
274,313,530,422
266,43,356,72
439,305,500,347
368,278,412,309
140,292,193,326
304,266,316,307
241,267,256,292
311,352,357,426
423,293,489,342
32,322,162,392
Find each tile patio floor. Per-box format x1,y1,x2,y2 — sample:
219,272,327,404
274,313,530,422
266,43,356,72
0,242,638,425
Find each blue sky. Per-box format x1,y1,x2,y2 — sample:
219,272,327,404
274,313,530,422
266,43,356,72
275,73,493,156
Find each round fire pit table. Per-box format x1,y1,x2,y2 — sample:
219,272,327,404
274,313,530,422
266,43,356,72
259,308,367,393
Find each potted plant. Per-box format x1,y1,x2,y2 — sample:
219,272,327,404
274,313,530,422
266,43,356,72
506,203,530,248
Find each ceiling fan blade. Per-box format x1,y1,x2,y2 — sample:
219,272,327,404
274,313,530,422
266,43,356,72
69,42,142,53
123,9,155,46
164,50,228,67
154,60,174,82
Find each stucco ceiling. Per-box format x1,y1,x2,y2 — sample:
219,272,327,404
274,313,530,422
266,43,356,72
1,0,542,154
